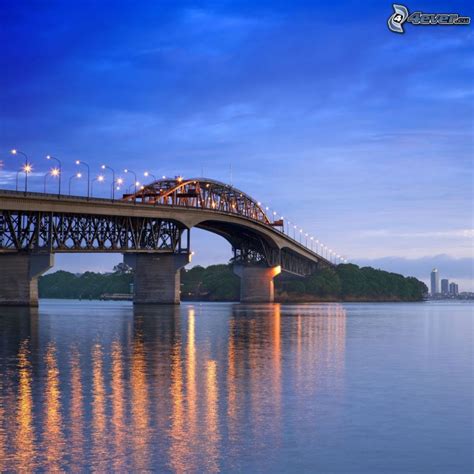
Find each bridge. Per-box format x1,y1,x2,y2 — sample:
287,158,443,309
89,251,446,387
0,177,334,306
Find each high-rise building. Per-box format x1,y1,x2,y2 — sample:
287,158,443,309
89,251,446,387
449,282,459,296
430,268,439,295
441,279,449,294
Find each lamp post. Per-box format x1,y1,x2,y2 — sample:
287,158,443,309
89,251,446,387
46,155,62,196
44,168,60,194
124,169,137,193
124,169,138,202
75,160,90,199
116,177,124,194
144,171,156,182
101,164,116,200
69,173,82,195
91,175,105,197
11,149,30,193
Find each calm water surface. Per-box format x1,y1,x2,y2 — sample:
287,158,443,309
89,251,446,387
0,301,472,472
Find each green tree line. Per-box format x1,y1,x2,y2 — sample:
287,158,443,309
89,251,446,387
39,262,427,301
39,266,133,300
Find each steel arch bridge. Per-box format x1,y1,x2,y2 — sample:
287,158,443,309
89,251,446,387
0,177,333,276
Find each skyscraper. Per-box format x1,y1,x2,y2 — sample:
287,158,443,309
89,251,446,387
430,268,439,295
441,279,449,294
449,282,459,296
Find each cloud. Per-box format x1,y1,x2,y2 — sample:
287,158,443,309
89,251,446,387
358,229,474,239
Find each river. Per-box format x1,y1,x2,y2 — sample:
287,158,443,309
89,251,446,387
0,301,472,472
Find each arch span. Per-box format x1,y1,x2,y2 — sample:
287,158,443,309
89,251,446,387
123,177,272,225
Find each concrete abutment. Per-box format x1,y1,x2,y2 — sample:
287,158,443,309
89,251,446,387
233,264,281,303
0,253,54,306
124,253,190,304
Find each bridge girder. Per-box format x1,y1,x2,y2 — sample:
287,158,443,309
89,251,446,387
0,210,189,254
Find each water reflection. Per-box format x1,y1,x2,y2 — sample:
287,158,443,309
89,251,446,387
69,347,84,472
15,340,35,471
43,343,65,471
91,343,108,471
111,340,125,472
0,302,347,472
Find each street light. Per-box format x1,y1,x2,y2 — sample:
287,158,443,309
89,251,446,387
44,168,60,194
116,177,124,192
11,149,30,193
91,175,105,197
144,171,156,182
68,172,82,195
14,163,32,192
101,164,116,200
124,169,138,200
75,160,90,198
46,155,62,195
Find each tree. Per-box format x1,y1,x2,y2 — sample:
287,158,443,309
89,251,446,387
306,268,341,297
113,262,133,274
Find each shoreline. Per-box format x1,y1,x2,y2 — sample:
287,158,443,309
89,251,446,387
38,296,427,303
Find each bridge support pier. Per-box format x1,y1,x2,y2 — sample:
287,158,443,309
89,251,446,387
0,253,54,306
233,264,281,303
124,253,190,304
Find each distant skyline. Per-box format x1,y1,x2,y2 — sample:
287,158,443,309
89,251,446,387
1,1,472,289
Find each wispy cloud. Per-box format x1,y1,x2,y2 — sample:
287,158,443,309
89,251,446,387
358,229,474,239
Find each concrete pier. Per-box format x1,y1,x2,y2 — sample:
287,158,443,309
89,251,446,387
124,253,190,304
0,254,54,306
233,264,281,303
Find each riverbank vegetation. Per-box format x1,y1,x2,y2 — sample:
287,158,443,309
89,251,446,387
39,263,427,302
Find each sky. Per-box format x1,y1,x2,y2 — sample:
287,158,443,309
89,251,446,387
0,0,473,290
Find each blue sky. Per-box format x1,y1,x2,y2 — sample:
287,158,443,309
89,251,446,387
1,1,472,289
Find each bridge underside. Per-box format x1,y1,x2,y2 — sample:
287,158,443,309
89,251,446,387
0,209,323,305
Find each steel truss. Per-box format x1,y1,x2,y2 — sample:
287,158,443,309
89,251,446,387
124,177,272,225
0,210,189,253
281,248,319,276
231,238,319,277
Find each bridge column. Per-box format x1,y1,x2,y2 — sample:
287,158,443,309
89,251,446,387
233,265,281,303
0,254,54,306
124,253,190,304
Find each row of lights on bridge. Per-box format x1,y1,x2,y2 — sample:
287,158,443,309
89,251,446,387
8,149,167,199
256,200,348,265
6,149,348,265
